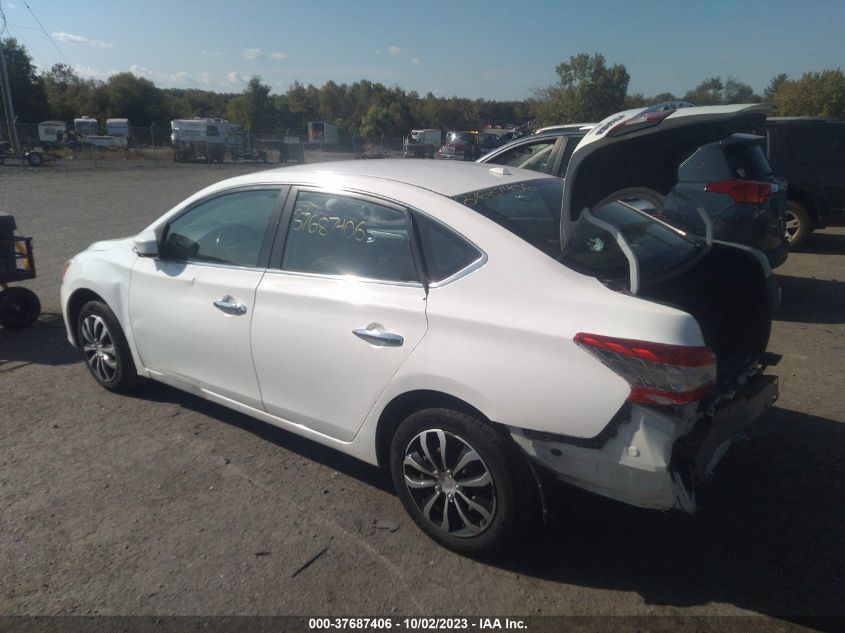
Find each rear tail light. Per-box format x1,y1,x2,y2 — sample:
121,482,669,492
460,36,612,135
574,332,716,406
606,108,675,137
704,180,778,203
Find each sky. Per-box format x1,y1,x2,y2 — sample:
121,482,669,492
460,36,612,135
1,0,844,101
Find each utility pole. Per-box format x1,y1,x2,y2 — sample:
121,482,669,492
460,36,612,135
0,11,21,155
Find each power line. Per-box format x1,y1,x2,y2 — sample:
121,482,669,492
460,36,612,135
21,0,68,64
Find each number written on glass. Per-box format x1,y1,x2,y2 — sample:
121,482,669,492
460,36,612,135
292,209,367,241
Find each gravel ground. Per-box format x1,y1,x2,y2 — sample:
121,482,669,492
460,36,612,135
0,161,843,630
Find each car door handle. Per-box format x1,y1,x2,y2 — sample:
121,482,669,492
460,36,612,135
352,326,403,347
213,295,247,315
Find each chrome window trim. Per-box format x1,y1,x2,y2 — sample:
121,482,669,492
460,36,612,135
426,251,488,288
263,267,424,288
152,259,267,274
409,207,488,288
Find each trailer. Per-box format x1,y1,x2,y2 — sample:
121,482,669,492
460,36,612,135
37,120,67,145
73,117,128,150
307,121,338,147
106,118,130,142
403,129,441,158
0,213,40,329
171,118,244,163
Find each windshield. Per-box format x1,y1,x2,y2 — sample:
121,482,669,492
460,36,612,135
448,132,475,144
560,200,702,285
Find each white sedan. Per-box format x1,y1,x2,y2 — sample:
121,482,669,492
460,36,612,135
61,105,780,554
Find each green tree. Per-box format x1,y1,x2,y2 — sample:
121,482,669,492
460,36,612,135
0,37,49,125
772,69,845,118
105,72,166,126
683,77,724,105
227,76,275,134
764,73,789,102
534,52,630,125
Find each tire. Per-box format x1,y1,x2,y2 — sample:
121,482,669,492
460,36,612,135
595,187,667,216
76,300,142,392
785,200,812,250
390,408,538,555
26,152,43,167
0,287,41,329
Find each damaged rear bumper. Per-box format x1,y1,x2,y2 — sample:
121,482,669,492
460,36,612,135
509,373,778,512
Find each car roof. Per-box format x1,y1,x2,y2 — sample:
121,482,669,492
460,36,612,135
214,159,555,198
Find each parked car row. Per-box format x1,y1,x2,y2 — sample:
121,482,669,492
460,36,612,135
62,104,781,555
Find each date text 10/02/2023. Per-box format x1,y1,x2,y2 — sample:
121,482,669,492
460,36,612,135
307,617,528,630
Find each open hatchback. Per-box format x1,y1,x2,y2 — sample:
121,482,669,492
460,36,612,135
465,105,781,512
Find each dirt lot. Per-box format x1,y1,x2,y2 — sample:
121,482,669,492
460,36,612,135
0,161,843,629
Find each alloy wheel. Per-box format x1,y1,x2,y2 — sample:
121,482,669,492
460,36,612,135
81,314,118,382
402,429,497,538
785,209,801,242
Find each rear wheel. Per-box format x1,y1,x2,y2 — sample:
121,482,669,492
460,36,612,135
76,301,142,392
26,152,43,167
0,286,41,329
390,408,537,555
785,200,812,250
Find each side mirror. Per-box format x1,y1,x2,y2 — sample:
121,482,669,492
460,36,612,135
133,229,159,257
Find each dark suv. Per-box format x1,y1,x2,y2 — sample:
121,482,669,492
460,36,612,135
753,118,845,249
479,113,789,268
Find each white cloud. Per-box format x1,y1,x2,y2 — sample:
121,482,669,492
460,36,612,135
201,49,224,58
52,31,113,48
387,46,402,56
241,48,287,60
411,58,420,65
73,64,106,80
227,72,247,85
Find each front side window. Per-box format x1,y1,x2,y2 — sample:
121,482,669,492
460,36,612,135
281,191,418,283
161,189,279,267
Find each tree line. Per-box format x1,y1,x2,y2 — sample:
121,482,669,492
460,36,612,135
2,39,844,140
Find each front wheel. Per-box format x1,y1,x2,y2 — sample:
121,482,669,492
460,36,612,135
0,286,41,329
76,301,142,392
390,408,537,555
785,200,812,250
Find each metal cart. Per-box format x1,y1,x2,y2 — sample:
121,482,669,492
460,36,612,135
0,213,41,329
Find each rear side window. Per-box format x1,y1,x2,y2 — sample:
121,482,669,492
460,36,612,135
281,191,418,283
788,126,844,165
414,213,482,283
724,143,774,179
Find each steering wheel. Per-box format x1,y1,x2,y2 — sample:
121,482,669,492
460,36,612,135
215,224,262,260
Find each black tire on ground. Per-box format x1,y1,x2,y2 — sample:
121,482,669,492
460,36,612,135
26,152,43,167
76,300,143,392
390,408,538,555
785,200,812,250
0,286,41,329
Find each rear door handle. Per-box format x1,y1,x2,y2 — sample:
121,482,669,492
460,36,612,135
353,326,403,347
213,295,247,315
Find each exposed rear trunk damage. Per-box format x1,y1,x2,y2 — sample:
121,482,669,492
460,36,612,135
639,242,772,386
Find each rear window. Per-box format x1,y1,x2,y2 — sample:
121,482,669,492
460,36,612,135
561,201,702,284
452,180,563,257
724,143,773,179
